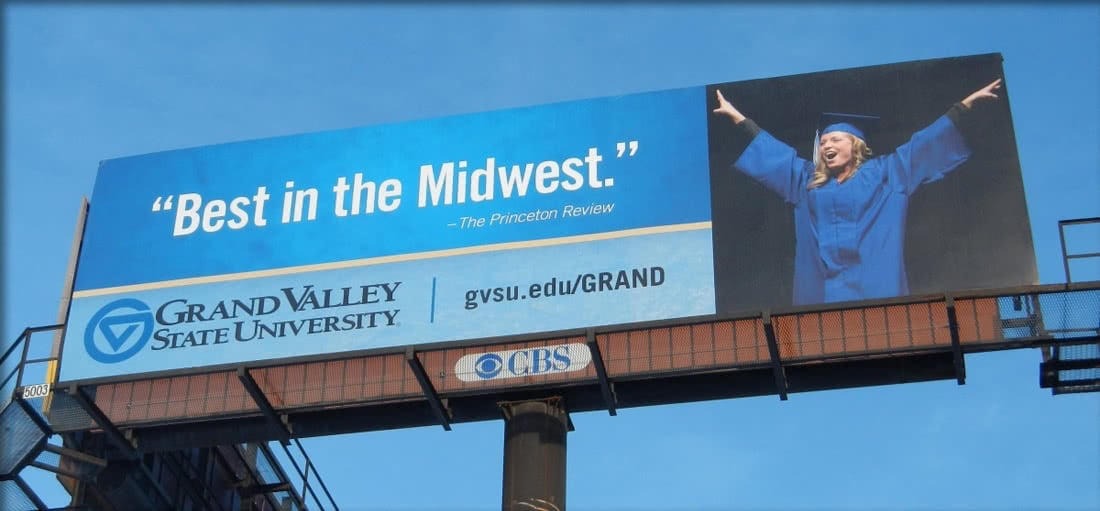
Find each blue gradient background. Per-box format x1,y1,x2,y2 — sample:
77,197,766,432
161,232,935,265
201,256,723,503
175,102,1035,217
75,87,711,290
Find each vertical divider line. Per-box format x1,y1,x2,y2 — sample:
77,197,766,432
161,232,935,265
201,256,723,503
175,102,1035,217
430,277,438,323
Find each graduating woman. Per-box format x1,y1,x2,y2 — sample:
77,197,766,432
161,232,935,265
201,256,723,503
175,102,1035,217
712,79,1003,305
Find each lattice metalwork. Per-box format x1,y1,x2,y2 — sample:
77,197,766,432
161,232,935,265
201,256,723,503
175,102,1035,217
251,353,420,409
0,478,40,511
93,370,258,425
44,390,94,433
0,401,49,476
1033,287,1100,394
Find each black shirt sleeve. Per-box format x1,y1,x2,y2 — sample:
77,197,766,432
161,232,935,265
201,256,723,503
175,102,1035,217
945,102,981,146
724,118,762,161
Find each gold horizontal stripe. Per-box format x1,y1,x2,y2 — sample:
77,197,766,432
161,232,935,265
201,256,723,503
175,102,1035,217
72,221,712,298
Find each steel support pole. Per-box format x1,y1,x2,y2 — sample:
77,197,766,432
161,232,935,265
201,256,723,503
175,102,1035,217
500,397,567,511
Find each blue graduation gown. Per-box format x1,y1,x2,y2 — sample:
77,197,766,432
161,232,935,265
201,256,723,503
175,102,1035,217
733,114,972,305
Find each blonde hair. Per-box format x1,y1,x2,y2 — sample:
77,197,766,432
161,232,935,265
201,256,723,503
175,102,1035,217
808,135,873,190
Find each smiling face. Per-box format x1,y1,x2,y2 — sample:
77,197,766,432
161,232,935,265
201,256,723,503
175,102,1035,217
819,131,856,173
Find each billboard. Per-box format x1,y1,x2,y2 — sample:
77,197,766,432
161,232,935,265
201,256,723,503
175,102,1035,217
707,54,1035,311
59,53,1036,383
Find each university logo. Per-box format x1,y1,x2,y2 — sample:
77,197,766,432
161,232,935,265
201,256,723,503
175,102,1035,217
84,298,154,363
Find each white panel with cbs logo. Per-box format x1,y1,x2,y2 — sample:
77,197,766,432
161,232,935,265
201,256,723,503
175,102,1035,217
454,343,592,382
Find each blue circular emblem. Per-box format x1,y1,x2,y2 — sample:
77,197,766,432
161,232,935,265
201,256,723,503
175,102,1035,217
474,353,504,379
84,298,154,364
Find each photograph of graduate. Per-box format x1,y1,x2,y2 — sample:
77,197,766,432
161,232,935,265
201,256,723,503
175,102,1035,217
706,54,1037,313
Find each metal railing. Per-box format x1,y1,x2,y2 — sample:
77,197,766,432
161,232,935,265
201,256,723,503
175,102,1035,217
1,324,63,407
1059,216,1100,283
3,322,343,510
234,439,341,511
278,438,341,511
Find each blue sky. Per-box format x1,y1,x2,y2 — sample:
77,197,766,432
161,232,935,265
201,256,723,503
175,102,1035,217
4,4,1099,510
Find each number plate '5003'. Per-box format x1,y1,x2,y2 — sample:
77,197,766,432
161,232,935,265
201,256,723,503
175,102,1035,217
21,383,50,399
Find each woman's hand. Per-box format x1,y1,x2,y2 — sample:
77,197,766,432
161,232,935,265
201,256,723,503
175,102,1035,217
961,78,1002,109
713,89,746,123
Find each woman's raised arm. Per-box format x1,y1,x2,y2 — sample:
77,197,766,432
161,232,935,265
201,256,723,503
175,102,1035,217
713,89,747,124
961,78,1003,109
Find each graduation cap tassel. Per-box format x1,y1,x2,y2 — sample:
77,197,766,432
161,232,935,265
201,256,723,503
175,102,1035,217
812,128,820,166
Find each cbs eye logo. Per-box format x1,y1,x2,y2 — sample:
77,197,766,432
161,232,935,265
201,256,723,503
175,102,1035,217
473,353,504,379
84,298,154,363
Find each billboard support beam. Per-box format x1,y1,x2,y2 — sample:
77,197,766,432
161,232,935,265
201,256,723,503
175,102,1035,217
585,329,617,416
237,367,292,443
47,198,90,415
762,311,789,400
945,297,967,385
406,348,452,431
500,397,567,511
67,385,138,459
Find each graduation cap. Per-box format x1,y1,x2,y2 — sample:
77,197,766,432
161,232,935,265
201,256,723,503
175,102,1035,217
813,112,880,165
